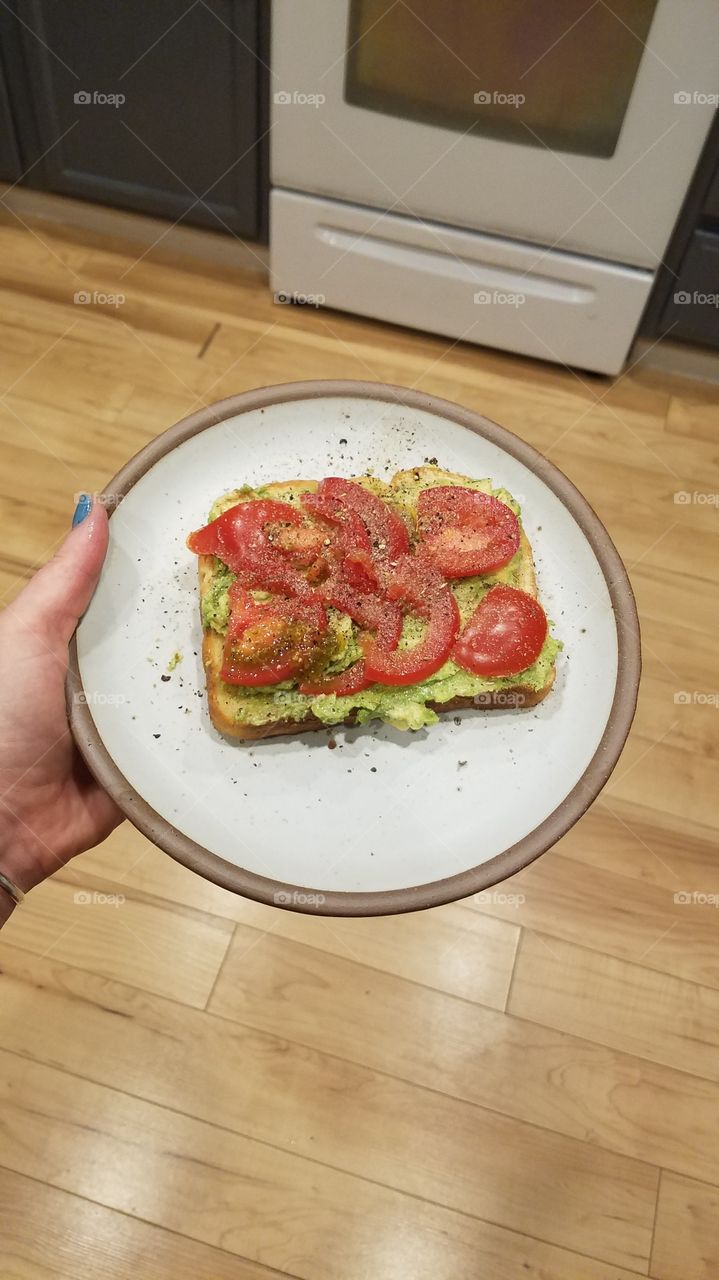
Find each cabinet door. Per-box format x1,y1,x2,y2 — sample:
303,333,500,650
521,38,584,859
0,28,22,181
8,0,264,238
659,230,719,349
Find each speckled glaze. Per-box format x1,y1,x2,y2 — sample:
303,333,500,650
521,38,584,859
67,381,640,916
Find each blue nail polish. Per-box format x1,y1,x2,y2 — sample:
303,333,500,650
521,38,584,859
72,494,92,527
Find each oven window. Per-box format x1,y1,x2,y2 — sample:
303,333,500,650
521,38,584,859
345,0,660,158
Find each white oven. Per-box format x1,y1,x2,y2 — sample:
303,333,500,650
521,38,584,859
270,0,718,373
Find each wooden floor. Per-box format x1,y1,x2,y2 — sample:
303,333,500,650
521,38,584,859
1,203,718,1280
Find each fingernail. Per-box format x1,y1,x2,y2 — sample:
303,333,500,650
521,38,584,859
72,494,92,527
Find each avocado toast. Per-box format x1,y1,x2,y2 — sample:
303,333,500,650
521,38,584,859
189,466,561,740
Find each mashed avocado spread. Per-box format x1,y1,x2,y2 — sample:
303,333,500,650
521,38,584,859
200,471,561,731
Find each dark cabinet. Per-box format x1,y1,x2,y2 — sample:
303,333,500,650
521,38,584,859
642,113,719,352
0,15,21,181
659,230,719,347
1,0,267,239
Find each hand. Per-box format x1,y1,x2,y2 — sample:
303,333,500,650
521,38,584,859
0,498,123,914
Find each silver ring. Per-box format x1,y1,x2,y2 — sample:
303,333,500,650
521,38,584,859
0,870,25,906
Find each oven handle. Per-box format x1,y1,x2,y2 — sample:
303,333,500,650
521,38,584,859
317,224,595,304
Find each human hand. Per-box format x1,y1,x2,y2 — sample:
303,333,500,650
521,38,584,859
0,497,123,919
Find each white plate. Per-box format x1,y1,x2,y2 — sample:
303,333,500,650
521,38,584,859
69,382,639,915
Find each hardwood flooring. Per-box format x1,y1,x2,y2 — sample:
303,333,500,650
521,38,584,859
1,201,718,1279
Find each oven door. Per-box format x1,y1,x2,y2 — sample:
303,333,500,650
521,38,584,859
271,0,718,268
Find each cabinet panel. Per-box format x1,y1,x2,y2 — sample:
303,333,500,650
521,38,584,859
0,20,22,181
659,229,719,349
10,0,263,237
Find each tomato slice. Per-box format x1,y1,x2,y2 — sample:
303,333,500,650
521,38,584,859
188,500,315,597
452,585,547,677
299,660,370,696
302,478,410,564
221,585,328,686
342,549,379,594
362,556,460,686
267,520,327,565
417,486,520,578
322,576,403,651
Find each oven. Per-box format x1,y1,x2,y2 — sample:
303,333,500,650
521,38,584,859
270,0,718,373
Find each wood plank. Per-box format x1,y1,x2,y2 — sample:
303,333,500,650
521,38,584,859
72,825,719,995
0,341,135,425
636,618,719,693
509,933,719,1081
1,876,233,1007
556,798,719,892
63,835,520,1010
9,332,209,407
190,928,719,1183
0,215,90,282
112,383,200,440
651,1172,719,1280
463,848,719,990
0,1047,655,1276
624,675,716,762
630,674,719,763
0,285,215,352
0,392,156,473
666,390,719,444
0,1166,288,1280
603,735,719,833
632,561,719,640
0,944,662,1264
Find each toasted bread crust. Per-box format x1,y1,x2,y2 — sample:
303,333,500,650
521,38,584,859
202,646,555,740
196,469,554,741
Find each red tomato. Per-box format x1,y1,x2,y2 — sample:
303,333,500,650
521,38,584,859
299,660,370,696
267,520,327,565
342,549,380,593
417,486,520,578
323,577,403,651
362,556,460,686
303,478,409,564
188,500,314,597
221,585,328,686
452,585,547,677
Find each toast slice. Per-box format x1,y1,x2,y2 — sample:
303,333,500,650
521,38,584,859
195,466,560,740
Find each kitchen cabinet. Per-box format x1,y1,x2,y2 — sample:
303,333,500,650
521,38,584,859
0,11,22,181
1,0,268,238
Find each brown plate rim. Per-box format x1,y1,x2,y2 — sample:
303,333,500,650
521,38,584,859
67,379,641,917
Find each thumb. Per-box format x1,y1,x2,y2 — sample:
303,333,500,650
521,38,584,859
11,498,110,646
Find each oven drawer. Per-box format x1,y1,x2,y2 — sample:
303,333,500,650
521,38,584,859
271,189,653,375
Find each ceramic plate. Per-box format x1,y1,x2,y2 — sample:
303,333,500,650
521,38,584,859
68,381,640,916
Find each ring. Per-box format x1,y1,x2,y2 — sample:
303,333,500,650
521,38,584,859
0,870,25,906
